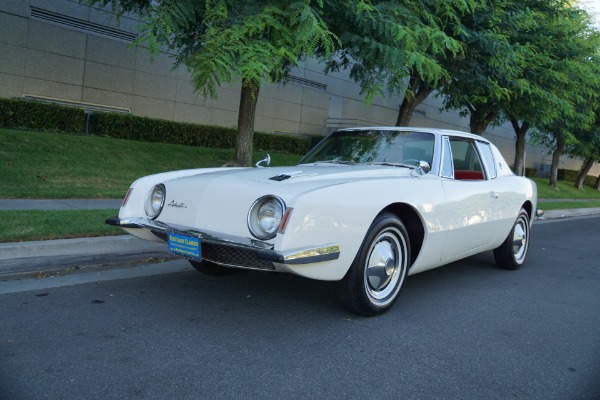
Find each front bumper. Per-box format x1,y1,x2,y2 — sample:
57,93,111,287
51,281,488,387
106,216,340,269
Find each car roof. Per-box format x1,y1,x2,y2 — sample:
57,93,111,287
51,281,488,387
337,126,491,144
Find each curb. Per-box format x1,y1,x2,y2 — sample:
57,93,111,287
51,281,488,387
0,236,166,277
539,207,600,220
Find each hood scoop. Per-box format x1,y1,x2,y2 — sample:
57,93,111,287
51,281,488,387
269,170,312,181
270,174,291,181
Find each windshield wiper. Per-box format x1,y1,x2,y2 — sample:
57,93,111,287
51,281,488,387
368,162,414,168
315,160,356,165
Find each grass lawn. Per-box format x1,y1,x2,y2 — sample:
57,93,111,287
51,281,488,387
0,128,302,199
0,209,122,242
532,177,600,200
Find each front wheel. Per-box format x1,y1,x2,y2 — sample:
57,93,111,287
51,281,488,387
338,213,410,316
493,208,530,270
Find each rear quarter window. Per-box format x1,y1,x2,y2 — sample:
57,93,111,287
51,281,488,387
477,142,497,179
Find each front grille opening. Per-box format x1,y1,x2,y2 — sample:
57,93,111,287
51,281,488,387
202,243,275,271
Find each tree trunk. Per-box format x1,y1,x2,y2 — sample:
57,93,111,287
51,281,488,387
549,135,565,188
395,76,432,126
469,109,498,135
575,157,595,190
594,174,600,190
510,119,529,176
235,78,260,167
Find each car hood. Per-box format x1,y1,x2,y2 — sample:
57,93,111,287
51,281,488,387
164,164,414,198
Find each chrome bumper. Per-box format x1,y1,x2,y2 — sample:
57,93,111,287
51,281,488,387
106,216,340,266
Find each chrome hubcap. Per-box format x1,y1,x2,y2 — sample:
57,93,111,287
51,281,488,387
512,216,529,263
364,228,407,305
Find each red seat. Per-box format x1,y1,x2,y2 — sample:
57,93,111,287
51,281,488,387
454,170,484,180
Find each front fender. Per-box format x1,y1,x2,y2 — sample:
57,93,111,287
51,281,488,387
275,176,446,280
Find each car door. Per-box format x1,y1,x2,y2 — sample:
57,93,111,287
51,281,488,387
440,137,497,262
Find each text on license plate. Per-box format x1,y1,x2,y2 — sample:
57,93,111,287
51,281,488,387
167,231,201,261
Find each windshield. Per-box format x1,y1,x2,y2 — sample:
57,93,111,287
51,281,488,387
298,129,435,167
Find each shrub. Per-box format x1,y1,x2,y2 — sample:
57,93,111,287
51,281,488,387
557,168,597,186
524,167,537,178
0,98,85,133
91,112,236,148
557,168,579,182
91,112,314,155
0,97,319,155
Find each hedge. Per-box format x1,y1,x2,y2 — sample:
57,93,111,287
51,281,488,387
0,97,319,155
558,168,597,186
0,98,85,133
91,112,236,149
90,112,315,155
524,167,537,178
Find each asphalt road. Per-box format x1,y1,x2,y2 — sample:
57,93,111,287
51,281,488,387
1,217,599,400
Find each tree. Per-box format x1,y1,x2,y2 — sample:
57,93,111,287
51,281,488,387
531,5,600,187
84,0,337,166
501,0,576,176
394,0,474,126
322,0,470,125
441,0,538,135
568,113,600,190
504,1,600,176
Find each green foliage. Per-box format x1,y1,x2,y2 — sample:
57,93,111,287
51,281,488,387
323,0,471,102
557,169,597,186
564,113,600,164
92,112,236,149
91,112,313,154
525,167,537,178
86,0,337,97
441,0,540,133
0,98,85,133
253,132,313,155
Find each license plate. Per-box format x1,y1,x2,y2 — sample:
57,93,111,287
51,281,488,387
167,231,202,261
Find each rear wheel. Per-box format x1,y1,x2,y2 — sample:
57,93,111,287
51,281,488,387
189,260,238,276
338,212,410,316
493,208,530,270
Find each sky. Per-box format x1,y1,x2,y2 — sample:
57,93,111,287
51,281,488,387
579,0,600,26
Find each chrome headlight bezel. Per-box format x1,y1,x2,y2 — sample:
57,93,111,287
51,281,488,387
144,184,166,220
247,195,286,240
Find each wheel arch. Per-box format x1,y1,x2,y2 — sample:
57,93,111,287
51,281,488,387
522,200,533,221
380,203,425,267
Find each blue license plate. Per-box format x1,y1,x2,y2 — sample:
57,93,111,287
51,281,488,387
167,231,201,261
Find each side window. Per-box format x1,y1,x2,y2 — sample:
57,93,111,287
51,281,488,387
477,142,497,179
441,137,453,178
449,139,485,180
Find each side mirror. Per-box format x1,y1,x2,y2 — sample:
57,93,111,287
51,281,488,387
411,161,431,177
255,154,271,168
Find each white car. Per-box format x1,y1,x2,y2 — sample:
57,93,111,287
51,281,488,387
107,127,540,316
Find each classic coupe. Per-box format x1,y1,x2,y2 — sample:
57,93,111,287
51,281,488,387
107,127,540,316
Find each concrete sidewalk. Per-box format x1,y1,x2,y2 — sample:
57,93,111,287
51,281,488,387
1,198,599,279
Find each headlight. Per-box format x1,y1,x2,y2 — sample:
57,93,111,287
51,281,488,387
248,195,286,240
144,184,166,220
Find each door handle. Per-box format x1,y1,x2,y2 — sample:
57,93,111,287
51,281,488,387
490,192,499,199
